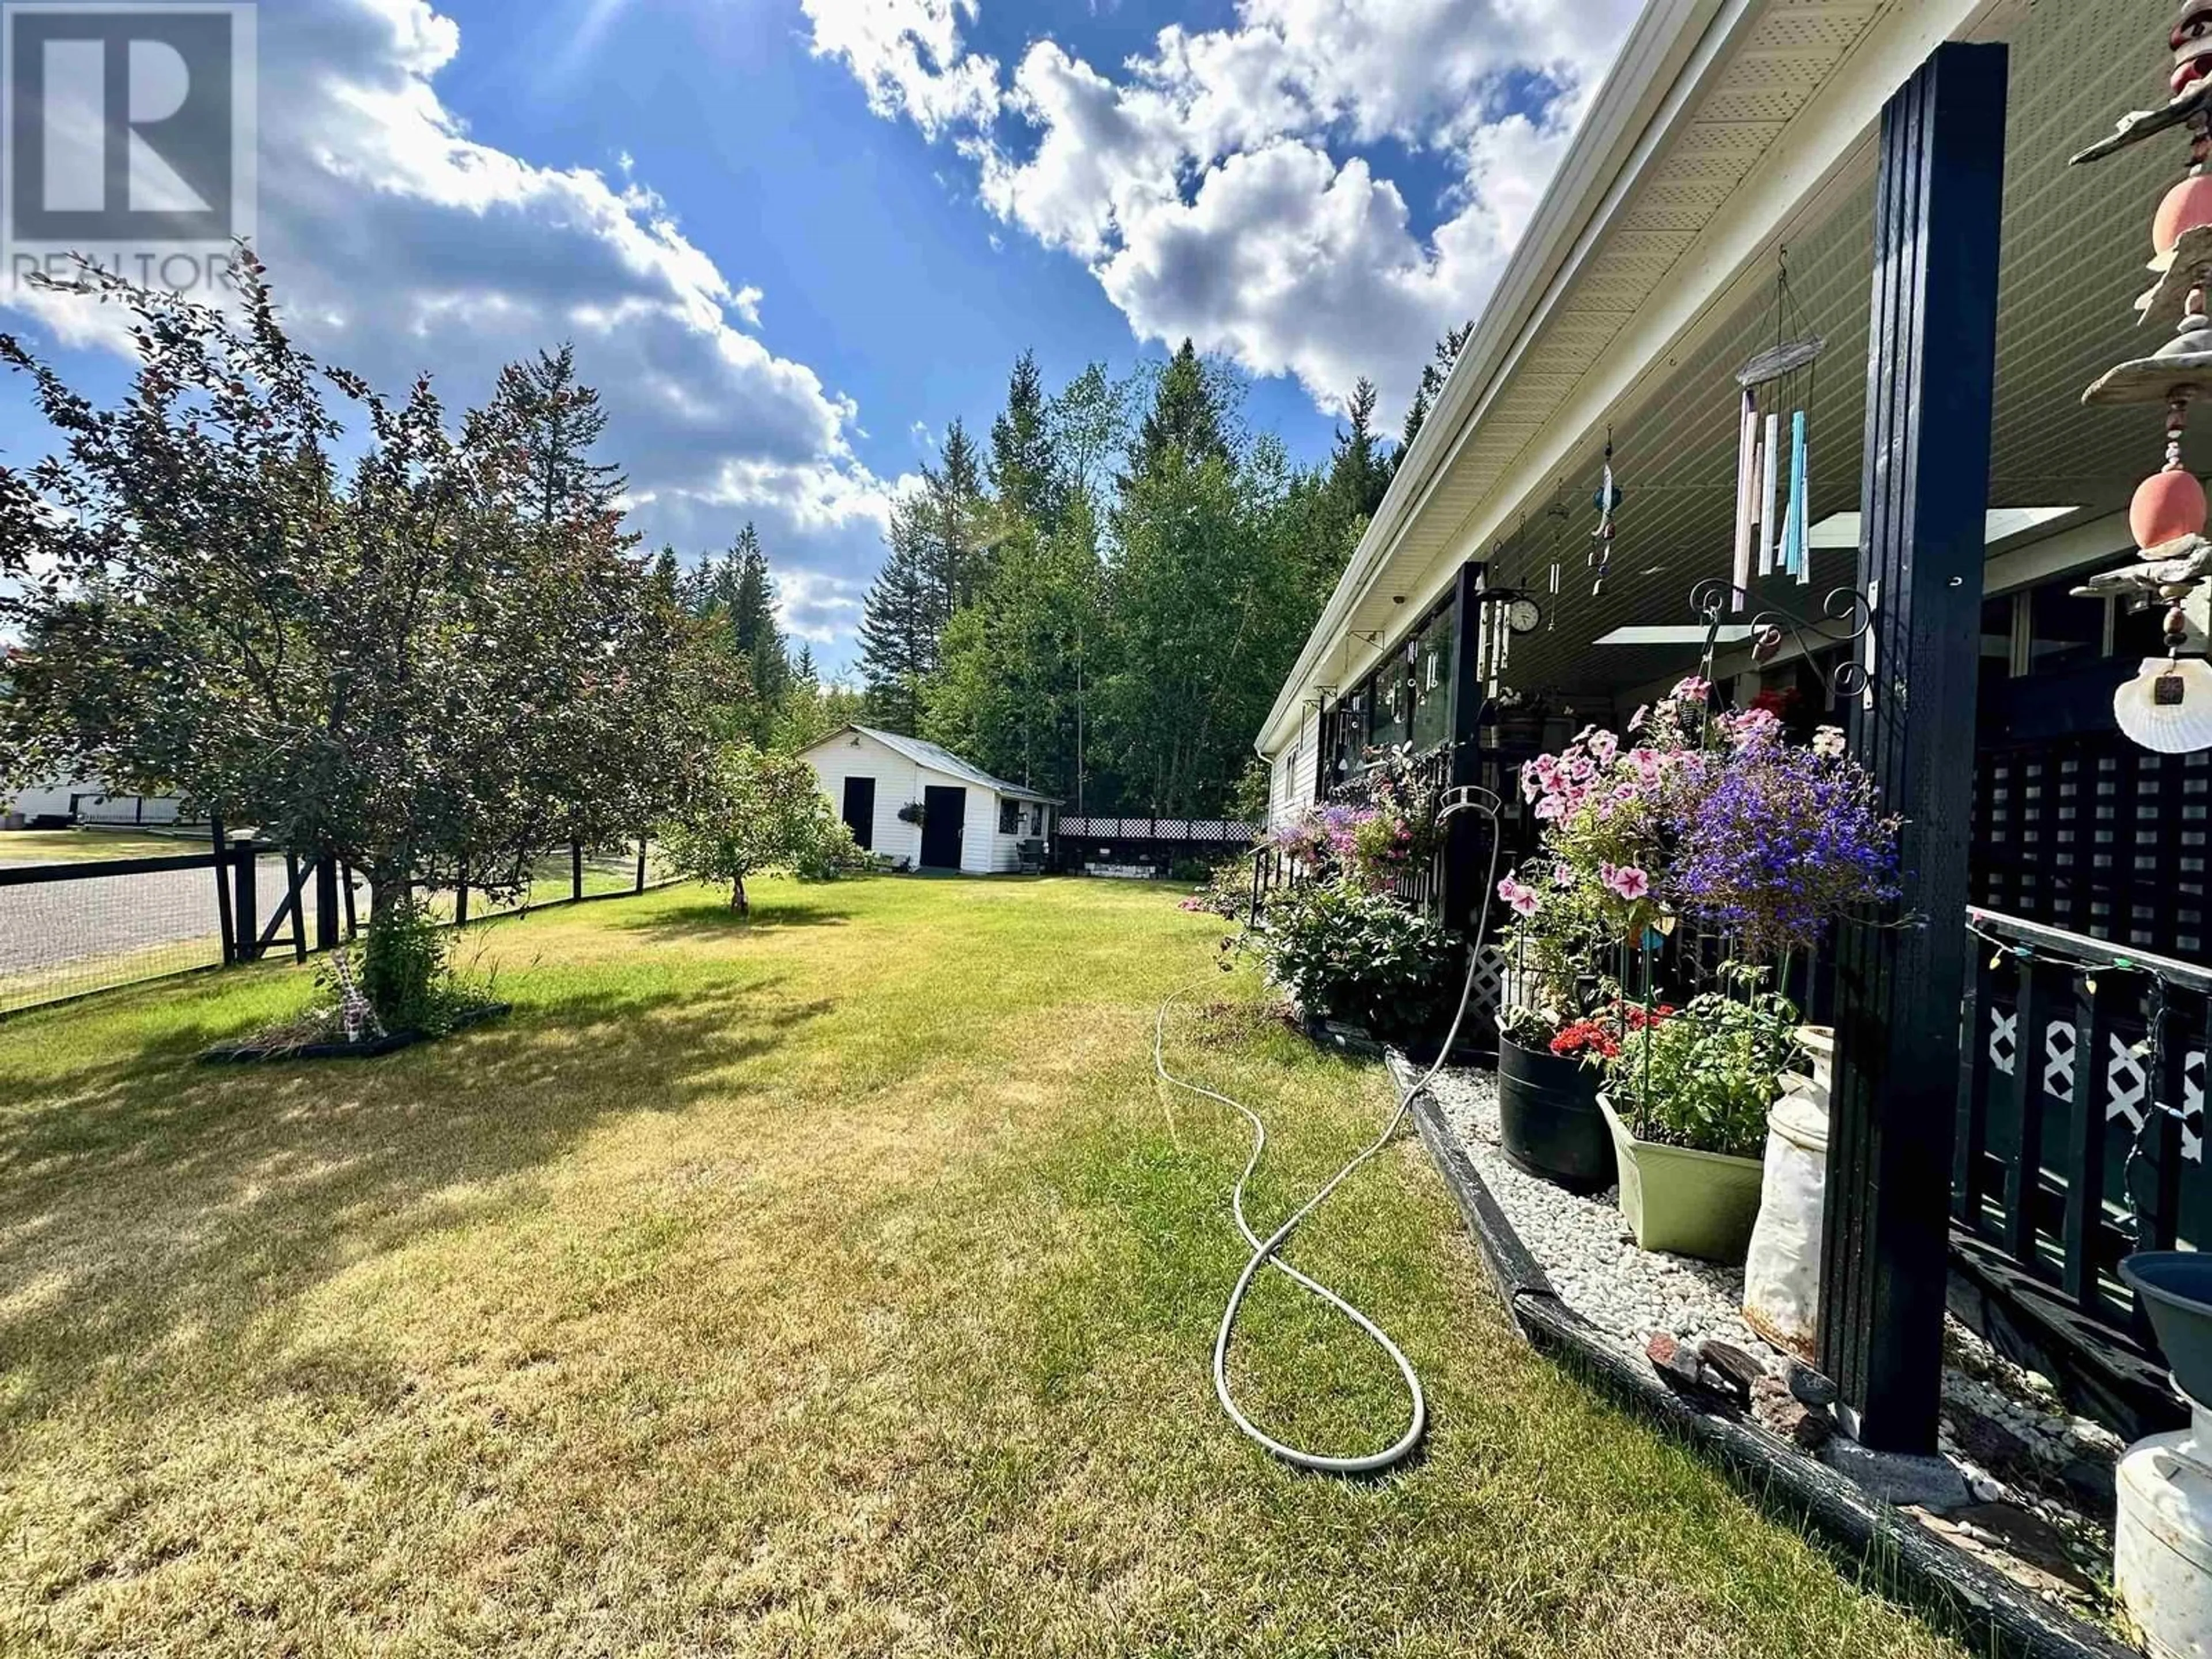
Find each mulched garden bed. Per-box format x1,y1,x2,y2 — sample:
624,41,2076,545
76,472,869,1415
202,1002,512,1064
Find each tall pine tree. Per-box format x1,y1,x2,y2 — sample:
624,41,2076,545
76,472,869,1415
988,351,1060,533
1396,321,1474,460
1126,340,1232,480
857,497,938,734
494,343,629,528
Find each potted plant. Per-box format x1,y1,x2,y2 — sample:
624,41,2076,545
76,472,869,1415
1488,687,1549,751
896,801,927,826
1249,877,1454,1046
2120,1253,2212,1408
1494,859,1617,1192
1599,968,1802,1261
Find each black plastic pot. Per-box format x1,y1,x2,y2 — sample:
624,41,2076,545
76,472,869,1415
1498,1033,1612,1194
2121,1251,2212,1408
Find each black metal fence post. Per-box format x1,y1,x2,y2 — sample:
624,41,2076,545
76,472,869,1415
1819,40,2009,1455
635,836,647,895
571,840,584,903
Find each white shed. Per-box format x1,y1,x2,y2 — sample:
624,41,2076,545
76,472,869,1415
798,726,1059,874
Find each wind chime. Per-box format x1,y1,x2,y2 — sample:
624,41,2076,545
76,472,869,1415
2070,3,2212,753
1729,259,1824,611
1589,431,1622,596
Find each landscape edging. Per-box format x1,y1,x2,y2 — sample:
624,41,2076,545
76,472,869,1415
1404,1082,2142,1659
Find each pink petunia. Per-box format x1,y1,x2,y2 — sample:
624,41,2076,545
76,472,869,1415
1498,877,1542,918
1588,730,1619,765
1605,865,1652,902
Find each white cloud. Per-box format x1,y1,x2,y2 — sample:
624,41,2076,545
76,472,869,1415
810,0,1640,415
3,0,899,658
801,0,1001,139
774,567,867,646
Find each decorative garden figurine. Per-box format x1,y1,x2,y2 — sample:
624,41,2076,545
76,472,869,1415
2078,18,2212,1646
2074,2,2212,754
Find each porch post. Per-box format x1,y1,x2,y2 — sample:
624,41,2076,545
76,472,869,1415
1444,559,1488,932
1819,40,2008,1455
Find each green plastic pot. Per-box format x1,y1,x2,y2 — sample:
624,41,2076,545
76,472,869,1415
1599,1095,1766,1263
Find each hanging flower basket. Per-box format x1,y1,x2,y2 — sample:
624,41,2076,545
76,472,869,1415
896,801,927,826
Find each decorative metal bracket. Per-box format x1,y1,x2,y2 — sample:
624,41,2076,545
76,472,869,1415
1688,577,1876,707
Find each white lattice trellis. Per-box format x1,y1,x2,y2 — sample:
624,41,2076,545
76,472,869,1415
2188,1050,2205,1165
2105,1032,2147,1132
2043,1019,2077,1100
1988,1006,2017,1076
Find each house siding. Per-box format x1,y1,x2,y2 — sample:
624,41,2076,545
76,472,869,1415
1267,731,1315,829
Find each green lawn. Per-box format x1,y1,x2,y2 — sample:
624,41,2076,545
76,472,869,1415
0,876,1963,1657
0,827,203,865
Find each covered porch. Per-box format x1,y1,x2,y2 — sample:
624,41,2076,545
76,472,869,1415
1259,0,2209,1474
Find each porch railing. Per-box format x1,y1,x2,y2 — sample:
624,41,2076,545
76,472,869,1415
1951,907,2208,1421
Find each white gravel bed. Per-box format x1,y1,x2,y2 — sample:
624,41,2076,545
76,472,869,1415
1417,1059,2124,1606
1419,1063,1764,1359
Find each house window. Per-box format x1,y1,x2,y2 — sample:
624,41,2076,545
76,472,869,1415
999,799,1022,835
1029,804,1045,836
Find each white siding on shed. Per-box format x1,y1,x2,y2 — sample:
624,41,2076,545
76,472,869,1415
800,729,1054,874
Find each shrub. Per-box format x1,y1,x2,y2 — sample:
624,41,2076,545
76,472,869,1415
1601,967,1801,1160
358,897,460,1035
1255,878,1454,1041
1184,853,1257,918
794,819,868,882
1169,856,1217,884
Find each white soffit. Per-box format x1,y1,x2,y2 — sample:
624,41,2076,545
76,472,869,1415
1804,506,2081,548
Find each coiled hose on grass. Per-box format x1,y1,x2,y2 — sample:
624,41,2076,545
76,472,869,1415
1153,790,1503,1475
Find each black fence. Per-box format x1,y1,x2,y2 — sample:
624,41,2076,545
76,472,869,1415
1950,906,2209,1434
0,834,679,1018
1054,816,1259,878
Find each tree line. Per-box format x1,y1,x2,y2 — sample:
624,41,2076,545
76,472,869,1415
0,253,1468,911
853,332,1468,819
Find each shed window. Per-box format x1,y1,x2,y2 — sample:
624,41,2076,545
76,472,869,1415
999,799,1022,835
1029,804,1046,835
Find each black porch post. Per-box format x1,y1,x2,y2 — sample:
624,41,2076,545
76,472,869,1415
1444,559,1489,933
1819,41,2008,1455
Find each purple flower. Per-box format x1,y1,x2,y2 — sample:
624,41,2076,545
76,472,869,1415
1498,877,1542,917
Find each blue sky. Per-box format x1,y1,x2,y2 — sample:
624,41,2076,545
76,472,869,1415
0,0,1635,671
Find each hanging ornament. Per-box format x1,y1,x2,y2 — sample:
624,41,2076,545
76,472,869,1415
1590,431,1622,596
1732,252,1824,609
1546,488,1567,626
2074,3,2212,754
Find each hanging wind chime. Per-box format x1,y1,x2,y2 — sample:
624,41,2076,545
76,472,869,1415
1589,431,1623,596
2072,3,2212,752
1729,257,1824,612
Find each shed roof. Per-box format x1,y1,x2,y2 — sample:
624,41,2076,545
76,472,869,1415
810,726,1062,805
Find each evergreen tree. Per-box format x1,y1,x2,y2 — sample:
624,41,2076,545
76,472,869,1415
1126,339,1232,480
728,522,789,711
791,641,817,687
1396,321,1474,461
1328,377,1392,522
988,350,1061,532
494,343,628,528
857,498,937,734
920,420,991,624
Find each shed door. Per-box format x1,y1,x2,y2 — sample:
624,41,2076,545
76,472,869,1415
841,776,876,851
920,785,965,870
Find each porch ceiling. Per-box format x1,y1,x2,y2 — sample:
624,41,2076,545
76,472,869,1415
1498,0,2192,703
1269,0,2196,744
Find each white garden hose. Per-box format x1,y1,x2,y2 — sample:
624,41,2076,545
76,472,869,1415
1154,787,1504,1475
